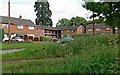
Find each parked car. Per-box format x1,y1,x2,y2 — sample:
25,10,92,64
52,38,58,42
61,36,74,43
3,37,9,42
11,37,24,42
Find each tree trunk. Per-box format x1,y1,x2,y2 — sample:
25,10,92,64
84,26,86,34
112,27,115,34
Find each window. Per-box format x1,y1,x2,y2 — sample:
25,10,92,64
36,28,38,30
2,24,8,28
29,26,34,30
115,27,118,30
96,28,100,31
72,30,74,32
88,29,92,31
67,30,69,32
18,25,23,29
105,27,110,30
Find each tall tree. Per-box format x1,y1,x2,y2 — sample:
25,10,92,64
83,0,120,34
34,0,53,27
94,19,104,23
56,17,87,27
56,17,88,34
56,18,72,27
71,16,87,34
71,16,87,25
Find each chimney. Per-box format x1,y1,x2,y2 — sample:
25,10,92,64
19,15,22,19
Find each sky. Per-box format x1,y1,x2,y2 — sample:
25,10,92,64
0,0,94,27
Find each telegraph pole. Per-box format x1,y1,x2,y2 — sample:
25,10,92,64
92,12,95,35
8,0,10,44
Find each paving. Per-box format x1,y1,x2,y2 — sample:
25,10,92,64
0,49,24,55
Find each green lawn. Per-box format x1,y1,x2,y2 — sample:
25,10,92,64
2,34,119,73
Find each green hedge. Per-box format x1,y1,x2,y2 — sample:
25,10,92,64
0,28,4,41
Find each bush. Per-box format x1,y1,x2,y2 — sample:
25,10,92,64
0,28,4,41
40,36,50,41
71,34,92,38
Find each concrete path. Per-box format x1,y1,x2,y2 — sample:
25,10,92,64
0,49,24,54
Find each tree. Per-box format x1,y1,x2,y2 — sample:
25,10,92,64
56,18,72,27
56,16,89,34
71,16,88,34
70,16,87,25
83,0,120,34
94,19,104,23
34,0,53,27
56,17,87,27
0,29,4,41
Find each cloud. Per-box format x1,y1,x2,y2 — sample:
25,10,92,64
0,0,89,27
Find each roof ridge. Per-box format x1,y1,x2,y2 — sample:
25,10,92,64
0,15,31,21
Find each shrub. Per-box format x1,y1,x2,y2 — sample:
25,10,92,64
0,28,4,41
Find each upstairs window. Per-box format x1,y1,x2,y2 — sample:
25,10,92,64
29,26,34,30
2,24,8,28
18,25,23,29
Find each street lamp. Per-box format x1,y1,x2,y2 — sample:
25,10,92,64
8,0,11,44
92,12,95,35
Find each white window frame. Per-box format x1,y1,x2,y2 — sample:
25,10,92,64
88,29,92,31
18,25,24,29
105,27,110,30
2,24,8,28
29,26,34,30
115,27,118,30
67,30,69,32
72,30,74,32
96,28,100,31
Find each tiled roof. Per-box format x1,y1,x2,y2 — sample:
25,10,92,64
0,16,35,26
37,25,61,30
56,25,80,30
37,25,82,31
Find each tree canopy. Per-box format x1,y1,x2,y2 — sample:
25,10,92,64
34,0,53,27
56,16,88,27
83,0,120,34
56,18,72,27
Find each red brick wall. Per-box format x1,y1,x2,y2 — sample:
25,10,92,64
0,24,2,28
77,26,84,34
86,28,112,34
0,23,41,37
62,30,77,35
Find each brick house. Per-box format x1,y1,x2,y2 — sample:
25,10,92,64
57,25,85,36
86,23,113,34
0,16,41,41
38,25,61,39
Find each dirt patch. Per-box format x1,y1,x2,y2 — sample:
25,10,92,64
2,57,64,65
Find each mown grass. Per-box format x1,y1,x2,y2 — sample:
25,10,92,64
2,42,31,50
2,34,119,73
2,42,65,61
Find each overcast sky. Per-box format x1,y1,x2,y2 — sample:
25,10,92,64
0,0,93,27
